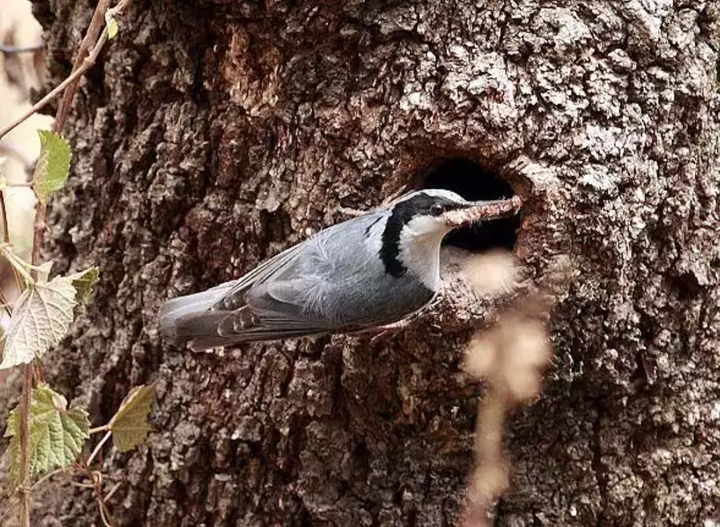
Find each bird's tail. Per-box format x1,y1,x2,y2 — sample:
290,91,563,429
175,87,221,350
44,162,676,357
159,282,238,349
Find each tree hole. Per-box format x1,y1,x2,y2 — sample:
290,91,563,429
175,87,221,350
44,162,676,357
422,158,519,252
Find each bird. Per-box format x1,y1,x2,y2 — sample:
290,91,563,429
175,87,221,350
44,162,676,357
160,189,522,350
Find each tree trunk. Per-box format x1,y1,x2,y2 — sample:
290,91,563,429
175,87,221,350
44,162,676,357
9,0,720,525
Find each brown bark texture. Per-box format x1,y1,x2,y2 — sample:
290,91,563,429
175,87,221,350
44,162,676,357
2,0,719,525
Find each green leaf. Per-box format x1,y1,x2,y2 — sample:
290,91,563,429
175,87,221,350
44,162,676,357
5,384,90,485
68,266,99,309
110,384,155,453
0,276,77,369
4,411,20,486
33,130,71,205
104,10,119,39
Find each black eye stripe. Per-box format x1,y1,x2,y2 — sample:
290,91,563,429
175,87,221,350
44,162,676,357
378,192,464,277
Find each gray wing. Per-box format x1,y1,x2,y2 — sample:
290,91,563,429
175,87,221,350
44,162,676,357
221,213,389,332
220,209,432,339
210,239,309,311
214,210,382,311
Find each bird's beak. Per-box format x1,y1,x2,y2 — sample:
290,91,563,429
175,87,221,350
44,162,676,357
441,195,523,227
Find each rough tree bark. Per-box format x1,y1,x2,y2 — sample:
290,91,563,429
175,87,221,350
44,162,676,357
3,0,719,525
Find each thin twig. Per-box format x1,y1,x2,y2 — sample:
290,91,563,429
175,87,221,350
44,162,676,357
84,467,116,527
0,289,13,317
111,0,133,16
0,0,134,142
0,265,24,314
0,246,34,284
86,430,112,467
97,495,115,527
70,481,96,489
30,467,70,490
18,365,32,527
9,3,132,526
30,25,108,269
0,177,26,297
0,192,10,244
0,29,109,143
0,44,43,54
32,360,46,385
103,481,122,503
89,424,111,435
0,190,14,316
54,0,112,131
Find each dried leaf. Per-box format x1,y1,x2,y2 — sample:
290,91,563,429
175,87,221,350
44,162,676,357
110,384,155,453
461,251,519,297
68,266,99,311
464,333,498,379
104,10,118,39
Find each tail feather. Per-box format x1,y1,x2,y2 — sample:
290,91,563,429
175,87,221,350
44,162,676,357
159,282,237,342
160,280,337,351
184,335,235,351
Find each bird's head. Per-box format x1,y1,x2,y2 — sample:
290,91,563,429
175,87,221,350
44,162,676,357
379,189,521,283
387,188,520,238
388,189,476,235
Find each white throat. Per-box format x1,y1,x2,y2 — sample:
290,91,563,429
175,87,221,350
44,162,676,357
398,216,451,289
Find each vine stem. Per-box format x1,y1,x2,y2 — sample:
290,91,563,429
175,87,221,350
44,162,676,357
87,431,113,467
52,0,112,136
0,44,43,54
18,365,32,527
30,466,68,490
0,180,16,317
0,190,10,245
29,26,110,270
12,1,126,525
89,424,111,435
0,0,133,141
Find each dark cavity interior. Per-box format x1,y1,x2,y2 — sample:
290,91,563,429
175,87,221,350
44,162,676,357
422,158,519,251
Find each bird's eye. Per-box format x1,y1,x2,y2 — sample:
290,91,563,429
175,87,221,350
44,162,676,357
430,203,444,216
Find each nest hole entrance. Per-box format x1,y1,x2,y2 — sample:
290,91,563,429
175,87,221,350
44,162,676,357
422,158,519,252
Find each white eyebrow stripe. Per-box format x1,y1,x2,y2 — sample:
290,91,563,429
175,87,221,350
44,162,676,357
392,189,466,205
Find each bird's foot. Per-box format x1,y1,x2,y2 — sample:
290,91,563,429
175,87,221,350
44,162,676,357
367,319,414,345
352,313,428,344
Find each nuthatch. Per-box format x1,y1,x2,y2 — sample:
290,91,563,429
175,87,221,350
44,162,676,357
160,189,522,350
